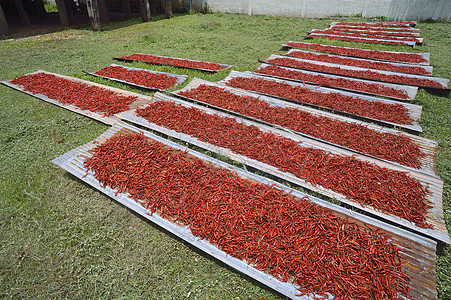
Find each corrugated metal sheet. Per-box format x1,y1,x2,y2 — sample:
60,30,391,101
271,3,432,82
219,70,423,133
52,121,437,299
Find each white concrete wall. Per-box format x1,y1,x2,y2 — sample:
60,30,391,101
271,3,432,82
200,0,450,21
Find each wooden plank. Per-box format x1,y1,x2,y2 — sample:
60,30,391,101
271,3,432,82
282,41,430,65
219,70,423,133
285,48,433,75
264,54,449,90
308,32,417,47
254,63,418,101
1,70,153,125
85,64,188,92
52,120,437,299
119,90,448,243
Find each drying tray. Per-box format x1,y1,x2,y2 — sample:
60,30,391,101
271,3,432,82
113,53,232,73
53,120,438,300
85,64,188,92
308,32,417,47
220,70,423,133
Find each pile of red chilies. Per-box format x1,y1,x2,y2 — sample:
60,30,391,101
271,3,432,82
309,33,410,45
327,28,419,38
333,22,415,27
10,73,137,116
266,57,445,89
285,50,430,75
315,30,420,43
285,42,428,64
119,54,223,71
255,65,410,99
94,66,179,90
136,101,431,227
84,132,410,299
225,76,414,124
177,84,424,167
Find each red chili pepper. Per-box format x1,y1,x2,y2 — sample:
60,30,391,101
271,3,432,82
285,42,428,64
177,84,425,168
312,30,421,43
119,54,223,71
225,76,415,124
266,57,445,89
10,73,137,116
255,65,411,99
94,66,179,90
286,50,430,75
84,132,411,299
136,100,432,228
308,33,412,46
326,27,420,38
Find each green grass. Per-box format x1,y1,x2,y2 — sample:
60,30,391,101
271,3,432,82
0,13,450,299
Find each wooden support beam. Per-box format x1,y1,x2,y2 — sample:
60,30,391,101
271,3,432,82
0,3,9,36
34,0,46,16
140,0,152,22
164,0,172,18
98,0,109,23
120,0,131,17
13,0,31,25
55,0,70,27
86,0,102,31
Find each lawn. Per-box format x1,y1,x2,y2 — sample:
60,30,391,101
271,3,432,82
0,13,450,299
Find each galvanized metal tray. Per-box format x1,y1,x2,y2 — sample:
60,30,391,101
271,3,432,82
113,53,232,73
254,63,418,101
325,26,421,37
175,78,436,175
263,54,449,90
52,121,437,300
85,64,188,92
308,32,417,47
219,70,423,133
281,41,430,65
284,48,432,75
1,70,148,125
311,29,423,44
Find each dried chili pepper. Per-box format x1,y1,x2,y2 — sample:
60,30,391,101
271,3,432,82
94,66,179,90
84,132,411,299
225,76,414,124
313,30,421,43
136,100,432,228
285,42,428,64
285,50,430,75
266,57,445,89
119,53,224,71
308,33,412,46
327,27,420,38
10,73,137,116
254,65,410,99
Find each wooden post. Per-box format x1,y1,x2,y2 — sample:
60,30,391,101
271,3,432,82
120,0,131,17
140,0,151,22
0,3,9,36
150,0,156,15
86,0,102,31
13,0,31,25
164,0,172,18
55,0,70,27
98,0,109,23
34,0,46,16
